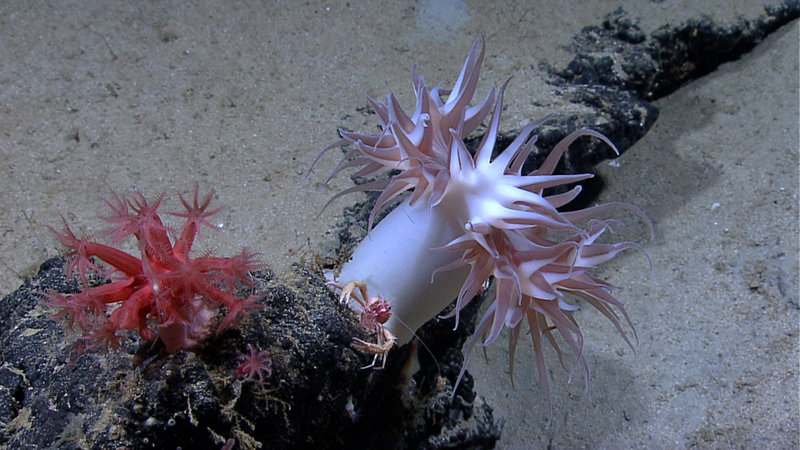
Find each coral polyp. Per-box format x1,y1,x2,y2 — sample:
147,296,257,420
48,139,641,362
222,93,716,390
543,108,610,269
46,186,264,353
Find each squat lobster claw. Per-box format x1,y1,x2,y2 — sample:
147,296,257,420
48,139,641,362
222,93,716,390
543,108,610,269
328,280,397,369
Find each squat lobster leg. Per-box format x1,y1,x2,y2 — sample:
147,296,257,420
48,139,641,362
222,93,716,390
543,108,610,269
333,280,370,306
352,326,396,369
327,280,397,369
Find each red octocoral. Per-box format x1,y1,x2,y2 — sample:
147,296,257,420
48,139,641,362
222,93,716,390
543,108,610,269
235,344,272,381
46,185,264,353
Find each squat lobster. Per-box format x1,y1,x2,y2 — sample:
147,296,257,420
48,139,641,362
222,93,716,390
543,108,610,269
329,280,397,369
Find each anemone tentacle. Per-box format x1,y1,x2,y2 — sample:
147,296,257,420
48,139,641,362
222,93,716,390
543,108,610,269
310,38,496,221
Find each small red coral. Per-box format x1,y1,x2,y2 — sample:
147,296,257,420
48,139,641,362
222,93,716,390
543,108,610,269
46,186,265,353
236,344,272,381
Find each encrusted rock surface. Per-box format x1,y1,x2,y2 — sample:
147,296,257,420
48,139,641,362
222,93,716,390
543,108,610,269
0,257,498,449
557,3,800,100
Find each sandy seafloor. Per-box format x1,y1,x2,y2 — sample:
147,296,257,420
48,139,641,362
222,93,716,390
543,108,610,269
0,1,797,448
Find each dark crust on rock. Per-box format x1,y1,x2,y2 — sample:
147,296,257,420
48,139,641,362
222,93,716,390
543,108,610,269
0,257,498,449
557,3,800,100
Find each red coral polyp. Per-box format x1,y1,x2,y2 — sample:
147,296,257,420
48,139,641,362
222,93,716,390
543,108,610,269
46,186,264,353
236,344,272,382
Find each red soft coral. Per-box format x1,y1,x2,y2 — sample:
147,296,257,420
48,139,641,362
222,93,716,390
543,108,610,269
46,186,265,353
236,344,272,382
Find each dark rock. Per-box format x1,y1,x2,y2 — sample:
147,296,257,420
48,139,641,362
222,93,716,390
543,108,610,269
557,3,800,100
0,257,499,449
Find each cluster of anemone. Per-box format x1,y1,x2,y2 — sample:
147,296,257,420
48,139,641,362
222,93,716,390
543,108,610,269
312,38,651,411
